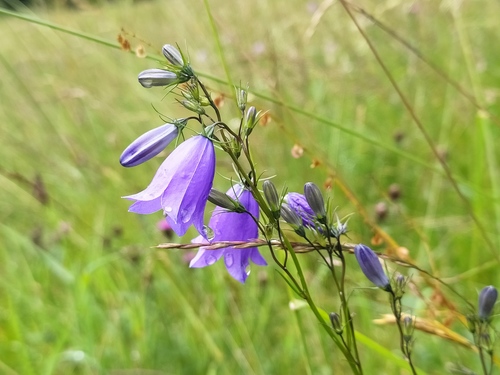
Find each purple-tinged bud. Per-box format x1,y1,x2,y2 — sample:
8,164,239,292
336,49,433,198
402,316,414,344
281,204,305,237
478,285,498,321
354,244,391,291
120,122,181,167
263,180,280,218
162,44,184,66
304,182,326,222
138,69,178,88
244,106,258,136
285,192,315,228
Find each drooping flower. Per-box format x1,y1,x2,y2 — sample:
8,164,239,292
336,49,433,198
138,69,178,88
120,122,184,167
123,135,215,238
285,192,316,228
190,184,267,283
354,244,391,291
478,285,498,321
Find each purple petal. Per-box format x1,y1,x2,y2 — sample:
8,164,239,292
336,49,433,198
285,192,316,228
190,185,267,283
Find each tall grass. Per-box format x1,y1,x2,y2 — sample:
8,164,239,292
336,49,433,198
1,0,500,373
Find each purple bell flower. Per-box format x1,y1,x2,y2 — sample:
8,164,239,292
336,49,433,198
190,184,267,283
285,192,316,228
354,244,391,291
123,135,215,238
120,122,180,167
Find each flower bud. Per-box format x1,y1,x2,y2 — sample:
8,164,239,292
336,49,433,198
263,180,280,219
162,44,184,66
354,244,391,291
478,285,498,321
244,106,258,136
329,312,343,335
207,189,245,213
402,316,414,344
120,122,180,167
280,204,305,237
285,192,315,228
138,69,178,88
180,100,205,115
236,87,248,112
304,182,326,222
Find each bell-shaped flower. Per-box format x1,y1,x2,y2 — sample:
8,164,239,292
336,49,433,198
190,184,267,283
354,244,391,291
120,122,183,167
123,135,215,238
138,69,178,88
478,285,498,321
285,192,316,228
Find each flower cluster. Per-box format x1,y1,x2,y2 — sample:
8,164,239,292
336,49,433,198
121,44,267,282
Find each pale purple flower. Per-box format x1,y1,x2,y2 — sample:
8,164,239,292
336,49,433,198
285,192,316,228
123,135,215,238
354,244,391,291
120,123,180,167
162,44,184,66
190,184,267,283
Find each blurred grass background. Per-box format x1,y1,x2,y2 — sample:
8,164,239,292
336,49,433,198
1,0,500,373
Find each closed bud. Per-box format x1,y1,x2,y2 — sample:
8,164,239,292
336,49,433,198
304,182,326,223
402,316,414,344
120,122,182,167
354,244,391,291
329,312,343,335
466,314,477,334
478,285,498,321
208,189,245,213
393,273,407,299
162,44,184,66
180,100,205,115
281,204,305,237
244,106,258,136
236,87,248,112
263,180,280,219
138,69,178,88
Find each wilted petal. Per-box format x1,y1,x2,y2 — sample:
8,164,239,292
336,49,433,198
190,184,267,283
354,244,391,291
120,123,179,167
123,135,215,238
138,69,178,88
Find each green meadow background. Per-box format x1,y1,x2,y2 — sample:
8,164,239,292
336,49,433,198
1,0,500,373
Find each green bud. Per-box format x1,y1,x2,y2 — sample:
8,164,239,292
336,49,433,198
244,106,258,136
263,180,280,219
329,312,343,335
180,100,205,115
207,189,245,213
402,316,414,344
236,87,248,112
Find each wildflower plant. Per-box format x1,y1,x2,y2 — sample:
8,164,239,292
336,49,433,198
120,43,499,375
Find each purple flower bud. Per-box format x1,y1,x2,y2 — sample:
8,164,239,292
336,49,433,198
478,285,498,321
263,180,280,216
120,123,180,167
190,184,267,283
162,44,184,66
123,135,215,239
138,69,178,88
285,192,315,228
354,244,391,291
304,182,326,221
